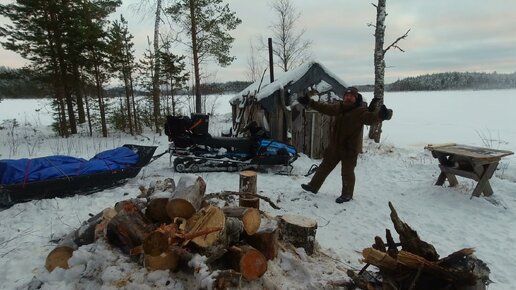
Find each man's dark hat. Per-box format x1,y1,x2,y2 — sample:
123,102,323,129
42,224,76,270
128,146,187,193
344,87,359,98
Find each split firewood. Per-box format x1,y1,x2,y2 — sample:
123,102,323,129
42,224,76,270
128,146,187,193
245,216,279,260
166,175,206,219
106,200,157,255
222,206,261,235
278,214,317,255
226,245,267,281
388,201,439,261
185,205,225,248
362,247,398,270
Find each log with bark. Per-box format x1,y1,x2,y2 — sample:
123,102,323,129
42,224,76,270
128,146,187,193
106,200,157,255
278,214,317,255
45,208,116,272
238,170,259,209
245,216,279,260
226,244,267,281
166,175,206,219
144,178,177,223
222,206,261,235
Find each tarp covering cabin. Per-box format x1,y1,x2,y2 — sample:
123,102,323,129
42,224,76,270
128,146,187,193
230,61,348,158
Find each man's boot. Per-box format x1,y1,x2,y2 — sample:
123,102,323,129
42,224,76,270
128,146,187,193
335,195,352,203
301,183,317,194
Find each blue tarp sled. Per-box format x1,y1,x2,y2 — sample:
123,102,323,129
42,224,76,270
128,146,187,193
0,144,157,207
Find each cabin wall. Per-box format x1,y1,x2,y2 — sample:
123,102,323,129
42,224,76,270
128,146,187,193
291,109,334,159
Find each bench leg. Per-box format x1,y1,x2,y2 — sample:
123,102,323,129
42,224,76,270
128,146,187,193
435,171,458,187
471,163,498,197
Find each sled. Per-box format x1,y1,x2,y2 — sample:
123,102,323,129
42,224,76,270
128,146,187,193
0,144,157,207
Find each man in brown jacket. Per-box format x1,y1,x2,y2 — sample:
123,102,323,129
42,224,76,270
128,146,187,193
297,87,393,203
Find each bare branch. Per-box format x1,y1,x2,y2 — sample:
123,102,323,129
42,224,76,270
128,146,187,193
384,29,410,54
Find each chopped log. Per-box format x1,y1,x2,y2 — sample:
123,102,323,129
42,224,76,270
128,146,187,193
143,231,169,256
166,175,206,219
226,245,267,281
144,250,179,271
114,198,147,213
238,170,259,209
222,207,261,235
46,208,114,272
146,198,172,224
278,214,317,255
139,178,176,198
211,269,242,289
185,205,226,248
106,201,156,255
245,217,279,260
45,246,74,272
389,202,439,261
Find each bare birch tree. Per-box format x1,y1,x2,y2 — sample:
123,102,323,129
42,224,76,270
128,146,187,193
268,0,312,72
367,0,409,142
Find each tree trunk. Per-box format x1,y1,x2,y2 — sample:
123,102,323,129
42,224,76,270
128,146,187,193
166,175,206,219
278,214,318,255
72,63,86,124
368,0,387,143
189,0,202,113
226,245,267,281
152,0,162,133
238,170,259,209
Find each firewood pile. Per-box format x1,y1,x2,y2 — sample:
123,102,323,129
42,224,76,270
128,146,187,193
44,172,319,289
345,202,491,290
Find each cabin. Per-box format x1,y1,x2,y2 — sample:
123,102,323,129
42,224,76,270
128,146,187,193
229,61,348,158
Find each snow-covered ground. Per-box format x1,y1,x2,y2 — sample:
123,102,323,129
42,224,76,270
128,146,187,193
0,89,515,289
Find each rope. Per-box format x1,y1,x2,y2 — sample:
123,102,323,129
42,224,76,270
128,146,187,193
305,164,318,177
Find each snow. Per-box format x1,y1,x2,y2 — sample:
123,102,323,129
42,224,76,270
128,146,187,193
230,61,348,105
1,89,516,289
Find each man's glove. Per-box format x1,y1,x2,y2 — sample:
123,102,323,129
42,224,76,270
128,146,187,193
368,97,381,112
379,104,393,120
297,94,311,106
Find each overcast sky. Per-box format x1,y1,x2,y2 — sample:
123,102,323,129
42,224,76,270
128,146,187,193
1,0,515,85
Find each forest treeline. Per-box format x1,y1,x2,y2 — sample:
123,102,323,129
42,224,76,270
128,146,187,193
3,66,515,100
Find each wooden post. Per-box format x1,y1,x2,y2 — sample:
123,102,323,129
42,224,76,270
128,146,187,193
238,170,259,209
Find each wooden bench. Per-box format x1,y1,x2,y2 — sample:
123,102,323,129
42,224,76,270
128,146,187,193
425,143,513,197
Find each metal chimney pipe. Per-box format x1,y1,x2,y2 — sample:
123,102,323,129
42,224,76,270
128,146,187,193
268,38,274,83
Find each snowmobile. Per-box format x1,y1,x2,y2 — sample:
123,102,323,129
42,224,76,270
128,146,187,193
164,114,298,174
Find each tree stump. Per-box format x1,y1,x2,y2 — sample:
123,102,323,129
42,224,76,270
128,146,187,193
246,217,279,260
226,245,267,281
166,175,206,219
278,214,317,255
238,170,259,209
222,206,261,235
